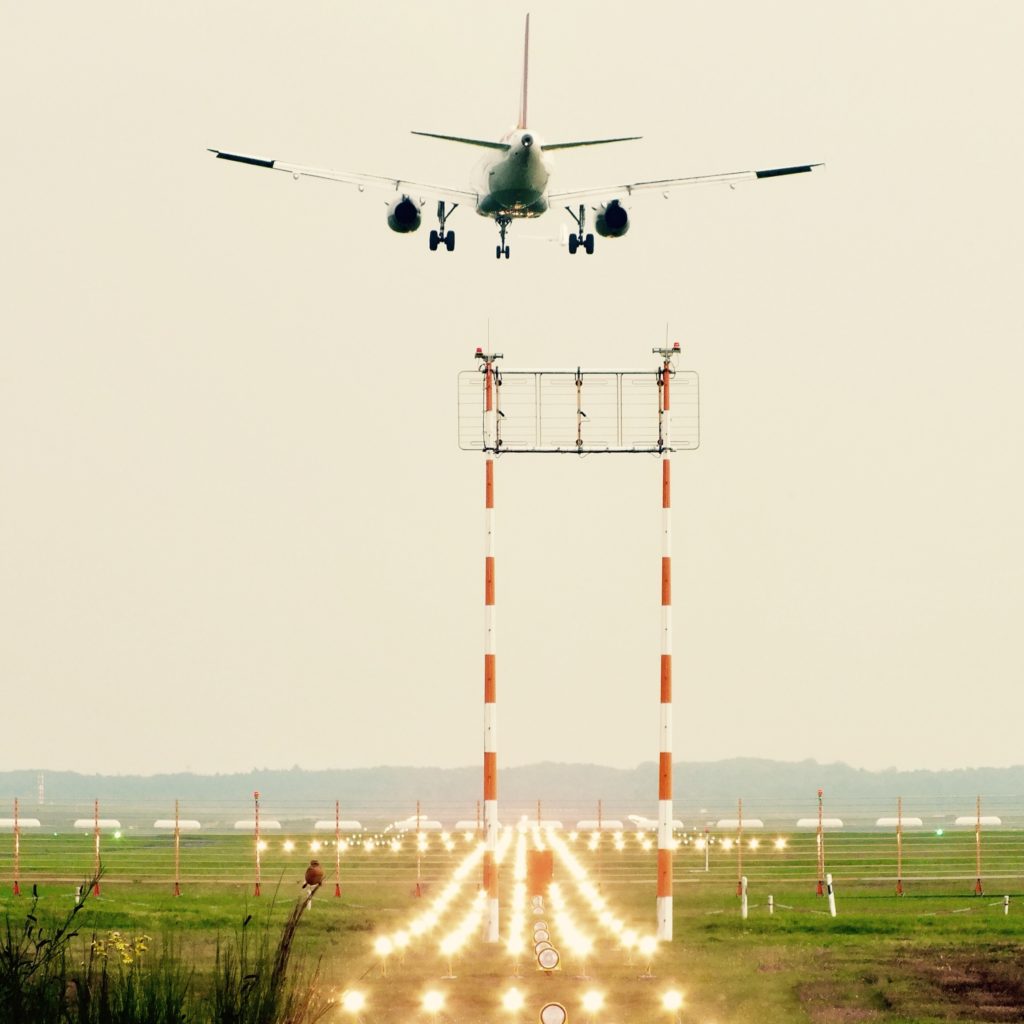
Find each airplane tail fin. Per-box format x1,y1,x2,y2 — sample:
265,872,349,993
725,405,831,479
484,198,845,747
517,14,530,129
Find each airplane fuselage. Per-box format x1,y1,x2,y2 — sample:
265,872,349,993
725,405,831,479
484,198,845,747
475,130,549,218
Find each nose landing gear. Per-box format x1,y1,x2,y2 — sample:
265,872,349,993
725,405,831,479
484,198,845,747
429,200,457,252
565,204,595,255
495,215,512,259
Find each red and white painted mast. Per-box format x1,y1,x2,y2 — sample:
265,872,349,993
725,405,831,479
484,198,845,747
478,347,502,942
12,798,21,896
655,342,679,941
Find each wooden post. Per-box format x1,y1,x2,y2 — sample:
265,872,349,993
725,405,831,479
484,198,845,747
895,796,903,896
173,799,181,896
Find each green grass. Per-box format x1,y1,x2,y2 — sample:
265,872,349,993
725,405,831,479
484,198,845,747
2,829,1023,1023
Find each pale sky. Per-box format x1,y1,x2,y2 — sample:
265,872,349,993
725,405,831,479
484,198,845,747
3,2,1022,776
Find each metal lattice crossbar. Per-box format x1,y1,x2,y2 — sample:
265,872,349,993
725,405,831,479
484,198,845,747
457,369,699,453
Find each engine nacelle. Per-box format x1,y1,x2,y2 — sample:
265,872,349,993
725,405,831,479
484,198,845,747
387,195,421,233
595,199,630,238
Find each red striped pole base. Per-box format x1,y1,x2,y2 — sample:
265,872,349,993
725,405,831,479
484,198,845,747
12,881,20,896
93,882,101,896
334,882,341,898
816,879,824,896
253,882,261,897
173,881,181,897
895,879,903,896
974,878,983,896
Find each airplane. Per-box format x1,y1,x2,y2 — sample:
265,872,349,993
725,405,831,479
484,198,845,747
209,16,821,260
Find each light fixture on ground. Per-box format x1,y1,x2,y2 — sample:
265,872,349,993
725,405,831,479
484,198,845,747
423,990,445,1021
662,989,684,1022
540,1004,568,1024
503,989,525,1013
340,990,366,1015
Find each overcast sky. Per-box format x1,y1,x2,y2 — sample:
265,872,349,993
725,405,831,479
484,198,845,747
3,2,1022,776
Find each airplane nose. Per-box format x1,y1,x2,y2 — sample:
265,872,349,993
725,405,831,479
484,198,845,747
521,133,533,148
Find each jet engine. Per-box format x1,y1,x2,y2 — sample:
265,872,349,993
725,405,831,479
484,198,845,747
594,199,630,238
387,195,421,233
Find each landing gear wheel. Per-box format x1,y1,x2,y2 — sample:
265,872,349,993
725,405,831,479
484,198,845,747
568,234,579,255
432,201,459,253
584,233,595,255
496,245,502,259
495,215,512,260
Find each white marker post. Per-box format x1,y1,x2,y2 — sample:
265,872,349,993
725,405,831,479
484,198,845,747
826,872,837,918
768,894,774,916
740,875,748,920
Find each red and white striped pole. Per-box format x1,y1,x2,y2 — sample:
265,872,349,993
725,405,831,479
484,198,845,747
334,799,342,898
93,799,101,895
655,342,679,941
478,347,501,942
12,798,21,896
253,790,262,897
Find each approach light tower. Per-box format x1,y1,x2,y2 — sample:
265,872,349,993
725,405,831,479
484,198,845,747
461,341,695,942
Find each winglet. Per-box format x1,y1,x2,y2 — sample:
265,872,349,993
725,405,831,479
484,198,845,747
518,14,530,129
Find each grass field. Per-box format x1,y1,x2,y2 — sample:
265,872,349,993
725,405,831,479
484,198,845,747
2,827,1023,1023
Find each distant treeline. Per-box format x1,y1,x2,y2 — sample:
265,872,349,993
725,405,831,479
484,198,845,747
2,759,1024,821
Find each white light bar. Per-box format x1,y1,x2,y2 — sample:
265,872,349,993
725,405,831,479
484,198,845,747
313,819,363,832
154,819,201,830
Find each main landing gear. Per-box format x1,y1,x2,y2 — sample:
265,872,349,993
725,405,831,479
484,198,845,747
565,204,595,255
495,215,512,259
429,201,457,252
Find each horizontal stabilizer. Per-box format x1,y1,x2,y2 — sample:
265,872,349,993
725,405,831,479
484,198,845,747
412,131,510,151
543,136,641,151
755,164,818,178
209,148,275,168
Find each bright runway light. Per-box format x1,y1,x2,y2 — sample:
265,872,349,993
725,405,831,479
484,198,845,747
641,838,653,851
363,839,374,852
639,935,658,959
775,837,787,850
283,840,295,852
374,936,393,957
569,831,578,841
749,838,760,850
256,840,268,852
391,839,402,852
423,990,445,1014
721,838,733,851
310,840,321,853
581,990,604,1013
662,990,684,1012
464,830,475,842
445,839,455,852
340,990,366,1014
502,989,525,1012
694,838,706,851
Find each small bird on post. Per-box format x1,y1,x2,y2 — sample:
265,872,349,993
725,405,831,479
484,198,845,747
304,859,326,889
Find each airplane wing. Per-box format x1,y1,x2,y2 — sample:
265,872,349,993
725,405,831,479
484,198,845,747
207,148,478,204
550,162,823,202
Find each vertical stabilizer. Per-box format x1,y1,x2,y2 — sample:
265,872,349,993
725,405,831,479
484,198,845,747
517,14,530,129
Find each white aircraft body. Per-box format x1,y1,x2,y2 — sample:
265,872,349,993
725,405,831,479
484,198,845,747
209,16,821,259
